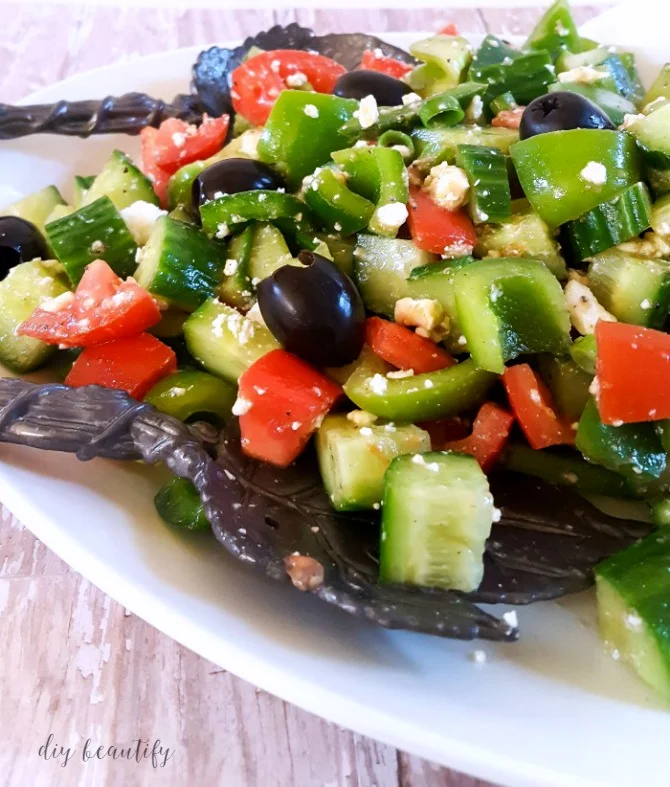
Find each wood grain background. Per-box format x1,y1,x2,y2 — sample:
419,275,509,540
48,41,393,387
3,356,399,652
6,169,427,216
0,5,604,786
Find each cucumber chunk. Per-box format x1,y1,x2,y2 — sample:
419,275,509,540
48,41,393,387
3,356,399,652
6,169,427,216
248,222,294,281
46,196,138,284
627,102,670,170
219,225,255,311
456,144,511,224
84,149,158,209
183,298,279,384
596,531,670,701
1,185,66,235
135,216,225,311
411,125,518,169
154,477,210,532
316,414,431,511
380,451,494,593
537,354,592,422
72,175,96,209
569,333,597,375
0,260,69,372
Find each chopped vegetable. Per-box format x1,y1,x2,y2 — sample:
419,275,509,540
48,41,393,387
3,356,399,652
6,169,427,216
444,401,514,472
364,316,455,374
360,50,412,79
407,186,477,255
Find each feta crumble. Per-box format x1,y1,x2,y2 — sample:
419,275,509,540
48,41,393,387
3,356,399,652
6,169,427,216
394,297,448,339
359,426,373,436
90,239,105,254
215,223,230,239
625,612,643,632
465,94,484,123
411,453,427,465
286,71,308,88
304,104,319,118
640,298,652,310
232,397,253,416
401,92,422,107
387,369,414,379
368,373,388,394
346,410,378,427
422,162,470,211
375,202,408,231
354,95,379,129
564,279,616,335
223,258,239,276
246,302,266,325
239,128,262,159
557,66,609,85
619,112,645,130
120,200,167,246
40,291,75,312
579,161,607,186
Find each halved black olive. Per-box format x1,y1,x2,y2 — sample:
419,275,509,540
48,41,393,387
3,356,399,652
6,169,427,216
519,91,615,140
333,70,412,106
257,251,365,367
192,158,285,212
0,217,49,280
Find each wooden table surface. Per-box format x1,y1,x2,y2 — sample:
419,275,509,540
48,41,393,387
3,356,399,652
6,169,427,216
0,5,605,786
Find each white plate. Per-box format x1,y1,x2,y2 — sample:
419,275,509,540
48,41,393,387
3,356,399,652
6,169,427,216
2,23,670,787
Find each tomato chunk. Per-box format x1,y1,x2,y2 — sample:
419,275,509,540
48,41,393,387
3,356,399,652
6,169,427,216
407,186,477,256
438,23,460,35
65,333,176,400
595,321,670,424
444,402,515,472
365,316,455,374
359,50,412,79
237,349,342,467
231,50,347,126
502,364,574,449
18,260,161,349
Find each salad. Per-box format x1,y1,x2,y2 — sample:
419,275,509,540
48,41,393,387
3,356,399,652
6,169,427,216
2,0,670,699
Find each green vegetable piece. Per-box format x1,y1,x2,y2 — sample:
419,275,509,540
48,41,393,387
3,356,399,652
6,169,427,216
316,414,431,511
84,149,158,210
490,91,517,114
601,53,644,102
380,451,494,592
524,0,581,57
145,369,236,424
377,130,415,161
339,104,419,141
547,81,636,126
650,497,670,527
154,477,210,532
343,358,496,422
596,531,670,701
651,193,670,237
135,216,226,311
626,102,670,170
469,35,520,72
453,258,571,374
643,64,670,110
0,260,69,373
576,398,667,488
648,165,670,198
218,224,255,311
258,90,358,189
417,83,487,128
149,309,189,339
537,355,592,422
303,167,375,235
469,50,556,110
510,129,641,228
555,45,609,73
565,182,652,260
569,334,597,375
587,247,670,329
72,175,96,209
46,196,137,284
1,185,66,236
315,232,355,277
408,35,473,96
168,205,196,225
247,223,295,283
184,298,279,384
411,125,519,171
456,144,511,224
503,444,633,499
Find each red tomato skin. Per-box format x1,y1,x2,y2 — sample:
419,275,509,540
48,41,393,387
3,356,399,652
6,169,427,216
231,50,347,126
364,317,455,373
595,321,670,424
18,260,160,349
502,364,574,450
407,187,477,255
237,349,342,468
359,50,412,79
65,333,176,400
438,23,460,35
444,402,515,472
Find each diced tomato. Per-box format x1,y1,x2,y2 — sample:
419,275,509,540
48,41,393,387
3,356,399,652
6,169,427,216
237,349,343,467
359,50,412,79
418,417,471,447
407,186,477,256
365,316,455,374
444,402,515,472
595,321,670,424
140,115,229,206
502,364,574,450
231,50,347,126
18,260,161,349
65,333,176,400
491,108,525,129
438,23,460,35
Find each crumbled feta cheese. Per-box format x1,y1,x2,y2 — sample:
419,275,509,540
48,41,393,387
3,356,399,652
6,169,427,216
625,611,643,632
172,132,186,147
384,423,397,432
215,223,230,239
528,389,542,406
611,419,623,427
373,47,384,58
619,112,645,130
375,202,408,231
503,609,518,627
579,161,607,186
387,369,414,379
442,239,474,259
618,231,670,258
232,397,253,416
656,221,670,238
564,279,616,335
354,95,379,129
465,94,484,122
401,92,422,106
347,410,378,427
557,66,609,85
304,104,319,118
40,291,75,312
492,507,502,523
246,302,266,326
368,373,388,395
354,139,370,148
359,426,373,436
457,335,467,346
239,128,262,159
372,502,381,510
469,649,487,664
589,376,600,398
253,386,267,396
286,71,308,88
391,144,411,158
426,462,440,472
270,58,281,73
489,283,502,302
640,298,652,310
411,453,426,465
422,163,470,211
395,297,446,338
90,239,105,254
333,222,342,232
224,258,239,276
291,421,302,431
120,200,167,246
424,379,434,389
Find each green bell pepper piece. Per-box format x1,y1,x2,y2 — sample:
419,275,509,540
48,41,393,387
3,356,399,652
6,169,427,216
643,64,670,109
257,91,358,189
407,35,473,96
547,82,637,126
490,91,518,114
417,82,488,127
303,167,374,235
576,398,667,488
144,369,237,425
343,358,497,422
331,146,409,238
469,50,556,110
524,0,581,57
411,126,519,171
453,258,571,374
569,334,597,375
537,355,592,422
510,129,641,228
650,496,670,526
469,35,520,73
154,477,210,532
377,130,415,161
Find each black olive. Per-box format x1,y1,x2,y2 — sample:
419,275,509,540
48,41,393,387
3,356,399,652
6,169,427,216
192,158,285,213
333,70,412,106
257,251,365,367
0,217,49,280
519,91,615,140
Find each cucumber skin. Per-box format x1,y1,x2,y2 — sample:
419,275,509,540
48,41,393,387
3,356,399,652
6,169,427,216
1,185,66,235
84,149,158,209
0,260,70,373
154,477,210,532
